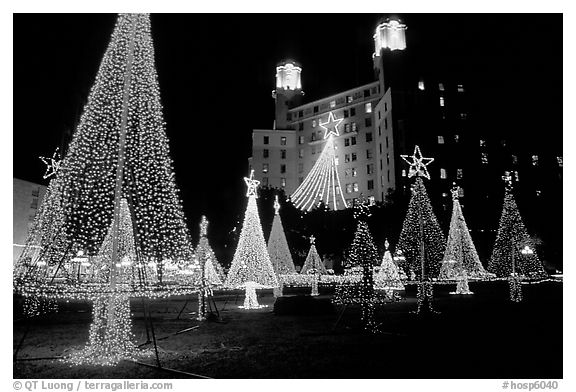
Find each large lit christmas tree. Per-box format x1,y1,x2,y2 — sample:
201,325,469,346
224,170,278,309
14,14,197,365
439,184,491,280
290,112,348,211
396,146,445,313
488,172,546,300
267,196,296,296
300,235,327,295
334,200,383,332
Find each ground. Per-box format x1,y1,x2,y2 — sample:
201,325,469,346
13,280,562,379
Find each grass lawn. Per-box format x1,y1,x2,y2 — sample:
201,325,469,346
13,280,562,379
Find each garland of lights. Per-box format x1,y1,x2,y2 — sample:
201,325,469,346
397,146,445,314
267,196,296,297
290,112,348,211
224,170,278,309
13,14,200,365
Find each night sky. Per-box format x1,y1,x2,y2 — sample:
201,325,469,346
13,13,562,241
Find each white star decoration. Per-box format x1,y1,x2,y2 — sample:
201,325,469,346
400,145,434,180
244,169,260,198
451,183,460,200
319,111,343,139
273,195,280,215
39,147,62,179
309,235,316,245
199,215,208,237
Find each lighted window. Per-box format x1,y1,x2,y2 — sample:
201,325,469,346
481,152,488,164
367,180,374,190
440,97,445,107
353,183,359,192
263,149,269,158
281,149,287,159
458,84,464,93
418,80,425,91
557,156,563,167
351,107,356,116
351,136,357,145
330,100,336,108
299,136,304,145
299,149,304,159
536,189,541,197
352,168,357,177
346,95,353,103
460,113,467,120
365,117,372,127
344,154,350,163
457,168,463,179
262,177,268,186
439,83,445,91
281,136,287,145
367,164,374,175
365,102,372,113
352,122,357,132
346,184,352,194
280,164,286,174
458,188,464,198
344,123,350,133
312,120,317,128
368,195,376,205
438,135,445,144
262,163,269,173
311,134,316,142
512,155,518,165
454,134,460,143
532,155,539,166
366,132,373,143
366,150,373,159
480,139,486,147
263,136,269,145
440,168,447,179
298,163,304,173
335,157,339,166
351,153,357,162
402,169,406,177
281,178,286,187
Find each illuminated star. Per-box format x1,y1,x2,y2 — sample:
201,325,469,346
309,235,316,245
502,171,514,190
319,111,344,139
199,215,208,237
451,183,460,200
400,145,434,180
39,147,61,179
273,195,280,215
244,169,260,198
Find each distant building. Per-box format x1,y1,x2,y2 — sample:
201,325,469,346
13,178,46,263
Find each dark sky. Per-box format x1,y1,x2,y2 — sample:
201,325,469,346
13,13,562,239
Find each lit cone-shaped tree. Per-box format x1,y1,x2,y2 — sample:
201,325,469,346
300,236,327,295
268,196,296,297
290,112,348,211
334,200,381,332
439,184,491,280
225,171,278,309
13,14,197,365
488,173,547,301
397,146,445,313
194,215,223,320
375,240,405,292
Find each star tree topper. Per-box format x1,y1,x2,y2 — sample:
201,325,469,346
319,111,344,139
244,169,260,198
309,235,316,245
400,145,434,180
451,182,460,200
200,215,208,237
39,147,62,179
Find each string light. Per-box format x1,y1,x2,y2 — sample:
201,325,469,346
39,147,62,179
290,111,348,211
267,196,296,297
224,170,278,309
439,184,493,280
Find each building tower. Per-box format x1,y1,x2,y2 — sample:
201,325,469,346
372,18,408,92
272,61,304,130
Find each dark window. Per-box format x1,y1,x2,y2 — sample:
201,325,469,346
344,138,350,147
344,110,349,118
367,150,373,159
262,177,269,186
364,89,370,98
350,107,356,116
280,164,286,174
367,164,374,175
351,153,357,162
384,118,388,129
263,136,269,145
313,106,319,113
365,117,372,127
263,149,269,158
345,154,351,163
351,136,356,145
367,180,374,190
386,136,389,149
281,149,287,159
298,110,303,117
298,123,304,131
366,132,373,143
287,113,292,121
